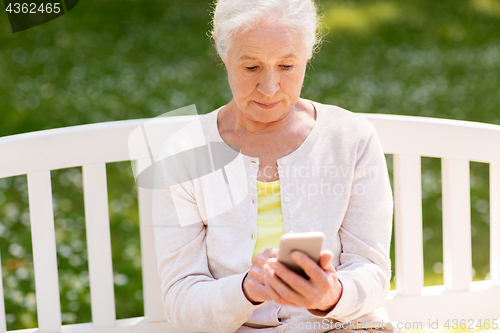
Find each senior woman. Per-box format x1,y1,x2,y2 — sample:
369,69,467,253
152,0,400,332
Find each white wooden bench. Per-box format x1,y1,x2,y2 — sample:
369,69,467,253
0,113,499,333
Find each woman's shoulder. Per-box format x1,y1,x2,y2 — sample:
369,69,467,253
311,100,376,138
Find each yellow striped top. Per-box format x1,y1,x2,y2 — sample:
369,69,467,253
251,179,285,261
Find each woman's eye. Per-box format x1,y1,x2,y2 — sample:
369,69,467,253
281,65,293,70
245,66,258,71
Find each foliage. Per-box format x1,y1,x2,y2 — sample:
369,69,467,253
0,0,499,329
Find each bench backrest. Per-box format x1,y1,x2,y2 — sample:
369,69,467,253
0,114,499,332
364,114,500,324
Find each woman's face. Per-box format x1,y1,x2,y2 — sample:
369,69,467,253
222,23,309,125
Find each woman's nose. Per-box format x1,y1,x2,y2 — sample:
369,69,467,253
257,71,280,97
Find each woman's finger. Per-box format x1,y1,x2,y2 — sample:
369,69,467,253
264,273,297,307
290,251,327,285
267,258,314,297
248,278,273,301
243,272,272,303
263,248,279,259
253,248,279,269
248,266,266,284
264,263,303,305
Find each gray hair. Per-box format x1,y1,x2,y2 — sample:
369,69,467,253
210,0,325,62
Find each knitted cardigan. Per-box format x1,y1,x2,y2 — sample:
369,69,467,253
152,100,394,333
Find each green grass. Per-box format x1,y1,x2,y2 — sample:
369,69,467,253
1,0,499,330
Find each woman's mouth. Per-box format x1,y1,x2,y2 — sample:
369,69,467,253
254,101,280,109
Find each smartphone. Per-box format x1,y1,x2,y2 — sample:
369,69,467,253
277,231,325,280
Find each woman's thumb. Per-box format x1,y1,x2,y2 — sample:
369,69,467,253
319,250,335,271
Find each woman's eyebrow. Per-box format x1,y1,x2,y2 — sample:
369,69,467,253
238,53,298,61
238,55,257,61
279,53,299,59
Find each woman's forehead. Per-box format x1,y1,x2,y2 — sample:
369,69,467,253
236,23,301,44
229,25,306,62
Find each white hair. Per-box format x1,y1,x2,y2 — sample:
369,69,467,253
210,0,325,62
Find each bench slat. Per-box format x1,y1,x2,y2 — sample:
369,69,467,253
385,281,500,323
2,115,500,180
442,158,472,290
137,159,167,322
491,162,500,286
0,117,198,179
82,164,116,328
7,317,185,333
394,154,424,296
364,114,500,163
27,171,62,332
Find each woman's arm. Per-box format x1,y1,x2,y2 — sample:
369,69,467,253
308,127,393,321
250,123,392,322
151,144,261,333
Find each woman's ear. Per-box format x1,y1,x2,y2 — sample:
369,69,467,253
213,36,227,65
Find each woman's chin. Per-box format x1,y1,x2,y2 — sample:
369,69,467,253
248,109,287,124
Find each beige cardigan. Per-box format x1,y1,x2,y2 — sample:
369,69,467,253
152,100,394,333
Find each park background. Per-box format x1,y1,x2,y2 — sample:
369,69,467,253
0,0,499,330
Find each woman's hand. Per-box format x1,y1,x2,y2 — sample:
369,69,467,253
242,248,277,304
263,249,343,312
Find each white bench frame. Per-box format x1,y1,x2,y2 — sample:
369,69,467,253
0,114,499,333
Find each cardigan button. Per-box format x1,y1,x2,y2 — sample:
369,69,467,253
280,159,287,165
284,197,290,203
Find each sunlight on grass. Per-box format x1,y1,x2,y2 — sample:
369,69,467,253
440,22,468,42
324,1,402,35
471,0,500,17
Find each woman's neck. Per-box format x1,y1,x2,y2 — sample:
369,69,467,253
222,98,311,137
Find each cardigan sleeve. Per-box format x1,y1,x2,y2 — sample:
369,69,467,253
151,143,261,333
308,126,393,321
